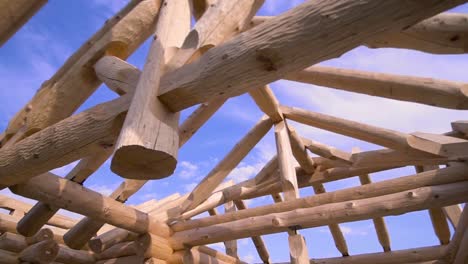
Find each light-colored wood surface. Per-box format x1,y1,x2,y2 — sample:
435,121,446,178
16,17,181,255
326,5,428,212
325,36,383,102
275,121,299,201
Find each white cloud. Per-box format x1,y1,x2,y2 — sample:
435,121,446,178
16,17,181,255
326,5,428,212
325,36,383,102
88,182,120,196
183,182,198,192
242,253,256,263
91,0,128,14
177,161,199,179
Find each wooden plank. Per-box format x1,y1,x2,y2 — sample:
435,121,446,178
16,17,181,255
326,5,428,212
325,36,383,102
275,121,299,201
9,172,171,236
111,0,191,180
0,0,47,47
157,0,466,111
407,132,468,158
170,181,468,248
284,65,468,110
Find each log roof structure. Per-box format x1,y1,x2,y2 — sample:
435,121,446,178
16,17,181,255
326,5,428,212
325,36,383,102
0,0,468,263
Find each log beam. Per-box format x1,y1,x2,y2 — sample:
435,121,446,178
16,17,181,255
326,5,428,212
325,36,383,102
19,240,59,263
275,121,299,200
157,0,467,111
284,65,468,110
249,85,283,122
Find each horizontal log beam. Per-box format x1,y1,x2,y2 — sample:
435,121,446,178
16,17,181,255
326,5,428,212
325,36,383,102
171,181,468,248
311,245,448,264
157,0,467,111
9,172,170,236
284,65,468,110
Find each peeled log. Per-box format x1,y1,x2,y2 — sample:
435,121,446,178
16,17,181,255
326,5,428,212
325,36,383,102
9,172,171,237
158,0,468,111
170,181,468,248
0,0,47,47
284,65,468,110
19,240,59,263
111,0,191,180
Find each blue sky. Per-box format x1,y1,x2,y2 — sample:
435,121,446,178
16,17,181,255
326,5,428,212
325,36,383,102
1,0,467,262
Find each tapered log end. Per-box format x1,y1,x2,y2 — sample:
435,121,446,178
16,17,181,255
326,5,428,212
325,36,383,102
111,146,177,180
88,238,104,253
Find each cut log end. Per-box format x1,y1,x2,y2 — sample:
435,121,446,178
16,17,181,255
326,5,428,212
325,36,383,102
111,146,177,179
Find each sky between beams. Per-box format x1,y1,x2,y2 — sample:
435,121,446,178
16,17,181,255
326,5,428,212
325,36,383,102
0,0,467,263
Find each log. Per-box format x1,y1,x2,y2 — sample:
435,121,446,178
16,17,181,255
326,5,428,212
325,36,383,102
223,201,238,258
89,229,136,254
453,223,468,264
24,228,54,245
0,249,19,264
300,137,352,163
157,0,467,112
56,245,95,264
176,116,272,213
135,233,173,261
171,164,468,232
94,56,141,95
96,241,136,260
444,204,462,228
171,181,468,248
64,217,107,250
0,0,47,47
311,245,448,264
312,184,349,256
447,206,468,261
407,132,468,158
233,200,270,264
19,240,59,263
281,105,414,152
0,233,27,253
111,0,191,180
288,234,309,264
9,172,170,237
287,125,315,174
0,214,18,234
275,121,299,200
17,149,109,236
351,148,450,168
284,65,468,110
250,13,468,55
4,0,161,140
96,256,145,264
249,85,283,122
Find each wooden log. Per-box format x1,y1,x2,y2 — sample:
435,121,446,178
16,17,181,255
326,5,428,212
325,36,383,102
5,0,161,140
0,233,27,253
96,256,145,264
157,0,467,112
223,201,238,258
171,164,468,232
184,249,229,264
284,65,468,110
233,200,270,264
166,0,263,73
17,149,109,236
312,184,349,256
351,148,450,168
56,245,95,264
407,132,468,158
358,174,391,252
311,245,448,264
0,214,18,234
281,105,415,152
0,249,19,264
443,204,462,228
64,217,107,250
111,0,191,180
249,85,283,122
9,173,171,237
176,116,272,213
287,125,315,174
94,56,141,95
171,181,468,248
0,0,47,47
95,241,136,260
300,137,352,162
249,13,468,55
288,234,309,264
19,240,59,263
447,206,468,261
275,121,299,200
88,229,136,254
135,233,173,261
145,258,167,264
453,221,468,264
24,228,54,245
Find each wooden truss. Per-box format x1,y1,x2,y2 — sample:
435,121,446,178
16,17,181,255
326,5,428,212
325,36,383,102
0,0,468,263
